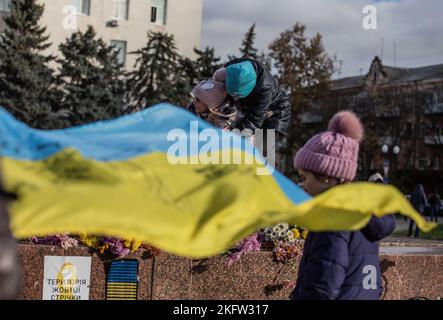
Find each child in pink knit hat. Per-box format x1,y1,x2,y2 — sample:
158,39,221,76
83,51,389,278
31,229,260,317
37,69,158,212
291,111,396,300
187,79,240,130
190,80,227,114
294,111,364,195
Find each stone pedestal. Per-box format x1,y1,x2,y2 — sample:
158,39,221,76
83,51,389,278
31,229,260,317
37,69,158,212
17,244,443,300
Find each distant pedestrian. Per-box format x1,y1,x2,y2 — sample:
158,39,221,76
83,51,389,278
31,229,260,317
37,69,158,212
408,184,428,238
428,188,440,223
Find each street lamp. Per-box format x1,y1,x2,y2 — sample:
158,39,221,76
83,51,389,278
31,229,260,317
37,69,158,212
381,144,401,183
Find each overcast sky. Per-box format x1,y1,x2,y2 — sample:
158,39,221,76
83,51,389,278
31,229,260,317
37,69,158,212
201,0,443,78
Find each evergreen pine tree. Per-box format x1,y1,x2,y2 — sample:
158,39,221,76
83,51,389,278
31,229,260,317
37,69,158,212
0,0,56,128
194,46,222,80
57,26,127,126
175,47,222,108
177,56,199,92
128,31,187,109
239,23,258,60
257,51,272,71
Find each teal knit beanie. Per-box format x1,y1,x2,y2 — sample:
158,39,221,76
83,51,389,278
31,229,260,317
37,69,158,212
225,61,257,98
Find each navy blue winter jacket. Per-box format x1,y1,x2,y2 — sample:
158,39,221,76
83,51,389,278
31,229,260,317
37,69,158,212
291,215,396,300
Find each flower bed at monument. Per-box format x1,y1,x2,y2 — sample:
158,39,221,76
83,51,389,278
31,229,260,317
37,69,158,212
24,223,308,265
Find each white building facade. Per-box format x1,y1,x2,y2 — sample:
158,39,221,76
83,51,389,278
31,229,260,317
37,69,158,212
0,0,203,69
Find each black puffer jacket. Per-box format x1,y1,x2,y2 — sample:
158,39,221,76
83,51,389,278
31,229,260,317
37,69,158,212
224,58,292,135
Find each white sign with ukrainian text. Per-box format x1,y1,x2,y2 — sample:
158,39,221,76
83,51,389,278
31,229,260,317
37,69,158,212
43,256,92,300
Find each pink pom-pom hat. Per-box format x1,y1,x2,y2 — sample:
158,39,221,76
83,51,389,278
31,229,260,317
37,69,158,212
294,111,364,181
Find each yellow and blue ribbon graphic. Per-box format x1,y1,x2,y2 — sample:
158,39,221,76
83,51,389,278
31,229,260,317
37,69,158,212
106,260,138,300
0,104,436,258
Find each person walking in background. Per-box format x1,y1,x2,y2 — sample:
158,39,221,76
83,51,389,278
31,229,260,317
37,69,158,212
408,184,428,238
428,188,441,223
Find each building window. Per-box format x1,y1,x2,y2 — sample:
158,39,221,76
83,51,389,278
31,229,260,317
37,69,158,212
111,40,127,66
73,0,91,15
151,0,166,25
0,0,11,12
112,0,129,20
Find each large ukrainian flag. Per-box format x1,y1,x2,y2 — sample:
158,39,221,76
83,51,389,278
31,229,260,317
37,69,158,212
0,104,435,258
